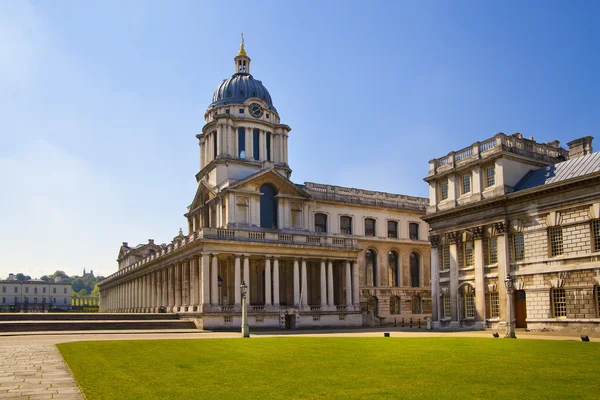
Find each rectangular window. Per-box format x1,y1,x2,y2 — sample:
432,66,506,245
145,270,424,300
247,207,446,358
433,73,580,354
266,132,271,161
462,174,471,194
239,108,244,114
513,233,525,261
14,287,18,293
25,288,29,293
63,298,67,304
387,221,398,238
34,288,38,294
463,241,474,267
364,218,376,236
64,288,67,294
53,288,57,294
489,292,499,318
549,226,564,257
43,288,46,294
440,246,450,270
409,223,419,240
443,294,451,319
34,298,37,304
1,297,4,304
238,127,246,158
213,131,217,159
224,315,233,323
485,165,495,188
486,237,498,265
314,214,327,233
440,180,448,200
225,109,230,114
313,315,320,321
253,129,260,160
255,316,264,323
464,293,475,318
2,287,5,293
551,288,566,317
340,216,352,235
592,219,600,252
596,286,600,317
339,314,345,321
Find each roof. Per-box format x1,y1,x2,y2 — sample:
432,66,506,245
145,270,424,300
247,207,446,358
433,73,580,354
209,73,276,111
514,151,600,191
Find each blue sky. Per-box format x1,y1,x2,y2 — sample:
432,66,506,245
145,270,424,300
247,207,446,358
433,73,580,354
1,0,599,278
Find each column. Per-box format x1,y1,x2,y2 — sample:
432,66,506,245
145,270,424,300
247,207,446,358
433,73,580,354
246,127,253,160
474,233,486,323
273,257,280,306
243,255,250,307
189,258,197,308
162,268,168,308
201,254,210,308
449,238,459,322
301,259,308,307
352,261,359,307
497,225,510,325
150,272,155,312
234,255,241,306
320,260,327,307
327,260,334,307
182,260,189,308
265,257,272,306
293,259,300,306
431,245,440,323
174,263,181,309
345,261,352,307
168,265,175,311
211,254,219,306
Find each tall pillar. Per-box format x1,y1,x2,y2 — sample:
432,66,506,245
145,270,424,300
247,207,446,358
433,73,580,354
497,223,510,326
327,260,334,308
182,259,189,308
449,237,459,323
430,245,440,323
168,265,175,311
175,263,181,310
211,254,219,306
352,261,359,307
201,254,210,310
265,257,272,306
320,260,327,307
474,232,486,324
243,255,250,307
189,258,196,308
345,261,352,306
273,257,280,306
234,255,241,306
293,259,300,306
162,268,168,308
301,259,308,307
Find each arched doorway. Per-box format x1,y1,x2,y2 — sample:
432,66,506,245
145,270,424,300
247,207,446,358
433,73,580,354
410,252,420,287
514,290,527,328
260,184,278,229
367,296,379,316
366,250,378,287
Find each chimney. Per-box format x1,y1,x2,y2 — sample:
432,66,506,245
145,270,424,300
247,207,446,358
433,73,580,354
8,273,15,281
122,242,128,247
148,239,154,244
567,136,594,159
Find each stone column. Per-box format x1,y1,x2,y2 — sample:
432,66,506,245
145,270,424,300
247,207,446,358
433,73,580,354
448,233,459,323
150,272,155,312
474,230,486,324
320,260,327,307
273,257,280,306
430,243,440,323
352,261,359,307
243,255,250,307
211,254,219,306
496,222,510,326
175,263,182,310
189,258,196,308
162,268,168,308
293,259,300,306
327,260,334,308
201,254,210,310
234,255,241,306
182,260,189,309
246,127,253,160
345,261,352,307
265,257,272,307
301,259,307,307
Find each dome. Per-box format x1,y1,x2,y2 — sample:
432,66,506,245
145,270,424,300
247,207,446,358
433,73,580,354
209,73,276,112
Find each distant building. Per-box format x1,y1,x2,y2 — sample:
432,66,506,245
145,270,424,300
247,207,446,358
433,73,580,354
1,274,72,310
424,132,600,332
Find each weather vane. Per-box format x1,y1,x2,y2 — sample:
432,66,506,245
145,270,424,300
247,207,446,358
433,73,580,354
241,32,244,45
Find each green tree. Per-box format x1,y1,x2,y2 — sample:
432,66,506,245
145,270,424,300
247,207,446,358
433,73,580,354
16,273,31,281
91,284,100,297
77,289,88,297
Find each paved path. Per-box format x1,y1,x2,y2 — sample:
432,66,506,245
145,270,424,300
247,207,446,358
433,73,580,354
0,344,83,400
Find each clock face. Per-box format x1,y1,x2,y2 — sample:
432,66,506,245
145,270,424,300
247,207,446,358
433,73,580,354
249,102,264,118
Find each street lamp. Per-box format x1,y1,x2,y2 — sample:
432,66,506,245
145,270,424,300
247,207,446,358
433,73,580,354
241,281,249,338
504,273,517,338
218,275,223,306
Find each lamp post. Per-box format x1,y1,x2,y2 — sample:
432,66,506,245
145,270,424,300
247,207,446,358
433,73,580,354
504,273,516,338
218,275,223,306
241,281,249,338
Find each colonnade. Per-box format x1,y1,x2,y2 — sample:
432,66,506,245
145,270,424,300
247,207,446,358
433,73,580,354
100,254,359,313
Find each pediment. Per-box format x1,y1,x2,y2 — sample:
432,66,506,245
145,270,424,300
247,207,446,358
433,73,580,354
227,168,311,199
188,180,217,213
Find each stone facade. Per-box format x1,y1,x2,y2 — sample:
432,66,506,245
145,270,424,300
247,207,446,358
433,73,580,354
98,41,431,330
0,276,72,310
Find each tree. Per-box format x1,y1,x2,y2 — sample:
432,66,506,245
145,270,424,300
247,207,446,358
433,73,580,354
16,273,31,281
77,289,88,297
91,284,100,297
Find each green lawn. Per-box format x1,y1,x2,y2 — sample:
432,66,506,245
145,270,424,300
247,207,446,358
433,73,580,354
58,337,600,400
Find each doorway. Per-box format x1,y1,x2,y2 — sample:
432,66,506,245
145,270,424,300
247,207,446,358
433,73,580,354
284,314,295,330
514,290,527,328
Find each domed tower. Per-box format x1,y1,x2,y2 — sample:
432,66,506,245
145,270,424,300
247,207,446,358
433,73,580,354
196,37,292,188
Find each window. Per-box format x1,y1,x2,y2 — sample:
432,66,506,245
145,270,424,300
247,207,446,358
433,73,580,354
213,132,217,159
412,295,422,314
64,288,67,294
14,287,18,293
34,298,37,304
409,223,419,240
464,293,475,318
389,296,400,315
439,246,450,270
592,219,600,252
461,174,471,194
2,287,5,293
485,165,495,187
339,314,345,321
463,241,474,268
25,287,29,294
549,226,564,257
43,288,46,294
442,294,451,319
1,297,4,304
410,252,420,287
489,292,499,318
64,298,67,304
364,218,376,236
34,288,38,294
265,113,269,119
388,251,399,287
440,180,448,200
513,233,525,261
551,288,566,317
595,286,600,317
366,250,377,287
486,237,498,265
224,316,233,323
255,316,264,323
225,109,230,114
291,204,302,229
239,108,244,114
238,127,246,158
259,184,278,229
387,221,398,238
53,288,56,294
236,197,249,224
314,213,327,233
312,315,320,321
340,216,352,235
266,132,271,161
252,129,260,160
53,298,56,304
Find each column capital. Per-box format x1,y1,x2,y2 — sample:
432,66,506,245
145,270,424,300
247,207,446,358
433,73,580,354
468,226,485,240
234,254,242,259
446,231,461,244
429,234,441,248
492,220,509,236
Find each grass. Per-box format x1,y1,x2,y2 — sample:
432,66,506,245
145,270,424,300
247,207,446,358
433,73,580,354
57,337,600,400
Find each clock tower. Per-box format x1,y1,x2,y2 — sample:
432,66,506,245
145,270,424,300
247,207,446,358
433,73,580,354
196,37,292,191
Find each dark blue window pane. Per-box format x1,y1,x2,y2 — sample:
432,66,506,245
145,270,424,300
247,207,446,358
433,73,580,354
253,129,260,160
213,132,217,159
266,132,271,161
238,127,245,157
260,184,277,229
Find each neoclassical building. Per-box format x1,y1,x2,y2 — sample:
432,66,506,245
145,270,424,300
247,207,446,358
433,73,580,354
424,132,600,332
99,41,431,329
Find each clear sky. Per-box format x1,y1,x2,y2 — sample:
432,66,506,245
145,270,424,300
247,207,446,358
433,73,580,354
1,0,599,279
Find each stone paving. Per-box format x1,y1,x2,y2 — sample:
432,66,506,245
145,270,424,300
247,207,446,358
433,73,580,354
0,344,83,400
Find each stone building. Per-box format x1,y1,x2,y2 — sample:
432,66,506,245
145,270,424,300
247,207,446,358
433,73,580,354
424,132,600,332
98,40,431,329
1,274,72,310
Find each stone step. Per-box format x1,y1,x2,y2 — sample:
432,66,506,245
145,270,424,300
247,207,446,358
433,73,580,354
0,319,197,332
0,313,180,322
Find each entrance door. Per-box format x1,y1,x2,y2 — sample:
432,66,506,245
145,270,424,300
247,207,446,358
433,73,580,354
284,315,294,330
514,290,527,328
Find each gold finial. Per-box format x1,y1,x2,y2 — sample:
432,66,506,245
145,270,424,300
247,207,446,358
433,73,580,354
238,32,247,56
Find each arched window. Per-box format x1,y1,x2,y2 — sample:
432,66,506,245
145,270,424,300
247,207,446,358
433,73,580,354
366,250,378,287
390,296,400,315
259,184,277,229
314,213,327,233
367,296,379,315
388,251,399,287
412,295,422,314
410,252,420,287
